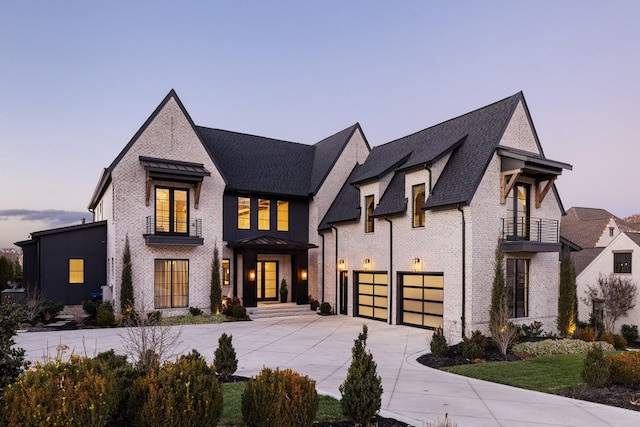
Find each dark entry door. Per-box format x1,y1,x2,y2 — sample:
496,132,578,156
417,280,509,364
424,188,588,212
257,261,278,301
339,271,348,314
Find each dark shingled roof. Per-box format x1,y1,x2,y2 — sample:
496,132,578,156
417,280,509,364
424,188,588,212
560,207,639,249
318,165,362,230
372,172,407,217
571,247,605,275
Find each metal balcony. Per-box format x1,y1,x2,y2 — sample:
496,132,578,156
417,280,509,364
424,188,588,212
501,217,560,252
144,216,204,245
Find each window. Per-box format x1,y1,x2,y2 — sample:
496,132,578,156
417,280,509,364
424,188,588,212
277,201,289,231
155,187,188,234
154,259,189,308
258,199,270,230
69,259,84,284
222,259,230,286
365,195,375,233
614,252,632,273
506,258,529,318
412,184,425,228
238,197,250,229
609,227,615,237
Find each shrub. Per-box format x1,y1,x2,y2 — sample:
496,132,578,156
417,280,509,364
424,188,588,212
92,350,137,419
189,306,203,316
38,300,64,322
319,302,332,315
214,333,238,379
339,324,383,426
309,295,320,311
231,304,247,319
97,301,116,326
459,330,486,359
430,327,448,357
130,350,223,427
606,351,640,385
512,339,614,357
223,296,243,316
581,344,609,387
0,303,29,394
519,321,544,338
241,367,318,427
147,310,162,324
83,299,99,318
1,357,119,426
599,331,615,346
621,324,639,344
578,327,595,342
613,334,627,350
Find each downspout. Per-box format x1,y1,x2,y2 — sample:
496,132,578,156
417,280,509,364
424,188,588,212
425,165,433,195
330,225,339,311
384,217,393,325
457,204,466,337
319,232,325,302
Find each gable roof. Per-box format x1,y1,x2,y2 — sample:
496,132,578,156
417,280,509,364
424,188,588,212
318,164,362,230
560,207,639,249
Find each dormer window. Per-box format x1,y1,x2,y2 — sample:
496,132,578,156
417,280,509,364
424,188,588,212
412,184,425,228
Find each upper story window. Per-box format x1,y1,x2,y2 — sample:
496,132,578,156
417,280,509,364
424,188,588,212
609,227,615,237
614,252,632,273
277,201,289,231
365,195,375,233
238,197,251,229
155,187,188,234
258,199,270,230
69,259,84,284
412,184,426,228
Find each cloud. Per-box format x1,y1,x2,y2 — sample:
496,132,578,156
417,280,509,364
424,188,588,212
0,209,92,227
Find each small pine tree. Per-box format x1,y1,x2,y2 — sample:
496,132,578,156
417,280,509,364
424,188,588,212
339,324,383,427
557,246,577,337
120,235,134,312
581,344,609,387
210,245,222,315
488,240,516,355
214,333,238,379
0,256,14,291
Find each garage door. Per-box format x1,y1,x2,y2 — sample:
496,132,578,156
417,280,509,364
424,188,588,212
355,272,388,322
400,273,443,329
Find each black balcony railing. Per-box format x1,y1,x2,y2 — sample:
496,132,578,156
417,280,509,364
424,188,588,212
145,216,203,239
501,217,559,244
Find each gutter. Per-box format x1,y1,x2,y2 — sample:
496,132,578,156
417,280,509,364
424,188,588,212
384,216,393,325
330,225,339,312
457,204,466,337
319,232,325,302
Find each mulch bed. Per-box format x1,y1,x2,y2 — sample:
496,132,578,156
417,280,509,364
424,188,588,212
417,341,640,412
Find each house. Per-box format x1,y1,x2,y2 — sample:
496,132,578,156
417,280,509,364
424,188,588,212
560,207,640,332
18,90,571,338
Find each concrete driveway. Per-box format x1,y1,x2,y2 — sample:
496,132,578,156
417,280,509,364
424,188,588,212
14,315,640,426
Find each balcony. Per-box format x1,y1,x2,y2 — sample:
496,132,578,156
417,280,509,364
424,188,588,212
501,217,560,252
144,216,204,246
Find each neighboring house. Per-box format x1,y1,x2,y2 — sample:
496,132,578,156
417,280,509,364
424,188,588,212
560,207,640,332
18,90,572,338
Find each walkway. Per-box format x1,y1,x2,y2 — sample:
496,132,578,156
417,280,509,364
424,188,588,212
14,315,640,426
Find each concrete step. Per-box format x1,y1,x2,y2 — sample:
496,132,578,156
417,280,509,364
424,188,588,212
248,303,318,319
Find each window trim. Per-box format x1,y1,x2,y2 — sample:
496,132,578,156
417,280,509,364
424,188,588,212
154,259,189,309
155,186,189,235
506,258,529,318
258,199,270,230
69,258,85,284
237,196,251,230
222,258,230,286
277,200,289,232
613,252,632,274
412,184,426,228
365,195,375,233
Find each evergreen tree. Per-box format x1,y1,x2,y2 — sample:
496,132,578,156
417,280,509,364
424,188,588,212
488,240,516,355
557,246,577,337
0,256,14,291
120,235,134,312
210,245,222,314
214,332,238,379
339,324,383,427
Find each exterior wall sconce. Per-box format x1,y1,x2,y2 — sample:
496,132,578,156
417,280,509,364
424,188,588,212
338,259,346,271
363,258,371,271
300,269,307,280
412,258,421,272
249,269,256,281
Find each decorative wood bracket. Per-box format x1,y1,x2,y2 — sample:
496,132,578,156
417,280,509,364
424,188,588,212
194,182,202,209
145,176,153,206
500,169,522,204
535,176,556,208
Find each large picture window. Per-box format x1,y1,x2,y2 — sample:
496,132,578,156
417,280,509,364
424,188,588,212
155,187,188,234
365,195,375,233
277,201,289,231
238,197,251,229
412,184,425,228
506,258,529,318
69,259,84,284
154,259,189,309
614,252,632,273
258,199,270,230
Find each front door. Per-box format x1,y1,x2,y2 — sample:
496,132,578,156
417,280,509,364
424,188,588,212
257,261,278,301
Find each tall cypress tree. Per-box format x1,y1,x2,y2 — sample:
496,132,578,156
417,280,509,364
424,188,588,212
210,244,222,314
489,240,515,354
557,246,577,337
120,235,134,312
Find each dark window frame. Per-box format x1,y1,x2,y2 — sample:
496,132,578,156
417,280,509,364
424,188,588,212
154,259,189,309
222,258,230,286
412,184,426,228
155,186,189,235
506,258,529,318
365,195,375,233
237,196,251,230
614,252,632,274
69,258,85,284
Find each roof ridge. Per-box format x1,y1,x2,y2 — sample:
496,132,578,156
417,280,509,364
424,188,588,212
195,125,305,146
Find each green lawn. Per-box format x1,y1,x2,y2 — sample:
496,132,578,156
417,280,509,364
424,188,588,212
444,353,588,393
220,382,345,425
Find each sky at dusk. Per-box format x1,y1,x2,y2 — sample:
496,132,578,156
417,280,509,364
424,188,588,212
1,1,639,248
